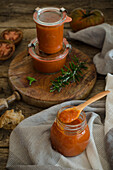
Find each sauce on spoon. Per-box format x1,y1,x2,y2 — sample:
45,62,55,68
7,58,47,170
59,90,110,123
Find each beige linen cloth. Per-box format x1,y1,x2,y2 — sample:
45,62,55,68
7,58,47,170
6,73,113,170
67,23,113,75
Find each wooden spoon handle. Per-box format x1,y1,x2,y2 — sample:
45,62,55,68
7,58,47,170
76,90,110,111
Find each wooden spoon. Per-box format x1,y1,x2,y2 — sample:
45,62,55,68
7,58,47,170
59,90,110,123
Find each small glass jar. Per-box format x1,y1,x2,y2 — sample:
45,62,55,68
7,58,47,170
50,105,90,157
33,7,72,54
28,38,71,73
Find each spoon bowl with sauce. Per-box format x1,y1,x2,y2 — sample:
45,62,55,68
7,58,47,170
59,90,110,124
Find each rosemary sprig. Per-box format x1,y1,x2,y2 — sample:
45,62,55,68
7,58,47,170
27,76,37,86
50,56,87,92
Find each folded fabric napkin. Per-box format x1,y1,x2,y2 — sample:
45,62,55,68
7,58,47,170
6,73,113,170
67,23,113,75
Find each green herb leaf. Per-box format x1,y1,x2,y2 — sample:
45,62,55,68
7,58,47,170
50,56,87,92
27,76,37,86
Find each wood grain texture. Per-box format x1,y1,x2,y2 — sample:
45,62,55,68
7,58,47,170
8,48,96,108
0,0,112,28
0,148,8,170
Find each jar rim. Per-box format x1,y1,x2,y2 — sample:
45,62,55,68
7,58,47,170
33,7,67,26
56,105,87,131
28,38,69,62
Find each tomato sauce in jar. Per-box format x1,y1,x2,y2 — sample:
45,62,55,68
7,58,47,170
28,38,70,73
50,105,90,157
36,24,64,54
33,7,72,54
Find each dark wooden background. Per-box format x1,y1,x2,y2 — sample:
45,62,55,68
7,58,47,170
0,0,113,169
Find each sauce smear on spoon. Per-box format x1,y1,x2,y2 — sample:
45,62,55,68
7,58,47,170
58,108,80,123
58,90,110,124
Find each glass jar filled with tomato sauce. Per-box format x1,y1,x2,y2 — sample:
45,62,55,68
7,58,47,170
50,105,90,157
28,38,71,73
33,7,72,54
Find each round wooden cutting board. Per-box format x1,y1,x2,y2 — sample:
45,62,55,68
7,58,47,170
8,47,97,108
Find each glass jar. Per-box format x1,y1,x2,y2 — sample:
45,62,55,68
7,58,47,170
33,7,72,54
50,105,90,157
28,38,71,73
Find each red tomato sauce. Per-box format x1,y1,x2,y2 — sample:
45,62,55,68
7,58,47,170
58,109,80,123
32,55,66,73
34,10,64,54
36,24,64,54
29,38,69,73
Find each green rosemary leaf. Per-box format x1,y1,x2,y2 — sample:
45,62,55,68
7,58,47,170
71,62,75,70
50,89,56,93
73,56,79,63
64,65,70,71
78,69,82,74
75,75,80,82
69,62,73,70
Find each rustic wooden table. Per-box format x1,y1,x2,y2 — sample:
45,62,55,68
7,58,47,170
0,0,113,169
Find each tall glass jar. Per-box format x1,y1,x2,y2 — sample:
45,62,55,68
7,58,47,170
50,105,90,157
33,7,72,54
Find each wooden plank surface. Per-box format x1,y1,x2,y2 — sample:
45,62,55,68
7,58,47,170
0,0,112,169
